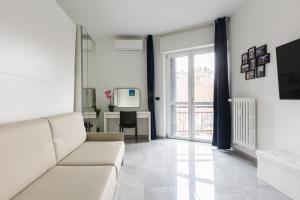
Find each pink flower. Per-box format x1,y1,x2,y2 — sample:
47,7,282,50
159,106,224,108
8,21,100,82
104,89,113,106
104,89,112,99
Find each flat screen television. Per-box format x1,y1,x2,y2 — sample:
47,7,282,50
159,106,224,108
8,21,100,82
276,38,300,99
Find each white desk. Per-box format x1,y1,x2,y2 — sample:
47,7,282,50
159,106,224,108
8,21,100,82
104,111,151,141
83,112,97,119
83,112,98,132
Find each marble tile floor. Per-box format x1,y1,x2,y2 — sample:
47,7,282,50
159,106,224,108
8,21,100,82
113,139,290,200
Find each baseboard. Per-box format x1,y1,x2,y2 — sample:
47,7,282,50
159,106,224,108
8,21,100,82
124,135,165,141
232,146,257,162
124,135,148,140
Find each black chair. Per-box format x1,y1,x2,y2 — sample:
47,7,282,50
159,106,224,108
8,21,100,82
119,111,138,142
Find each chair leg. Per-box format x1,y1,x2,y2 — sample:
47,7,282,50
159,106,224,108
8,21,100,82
135,126,138,142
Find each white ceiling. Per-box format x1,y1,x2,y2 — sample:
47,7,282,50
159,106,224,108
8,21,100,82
56,0,249,38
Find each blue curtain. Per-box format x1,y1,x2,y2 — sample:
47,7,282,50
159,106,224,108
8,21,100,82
212,18,231,149
147,35,157,140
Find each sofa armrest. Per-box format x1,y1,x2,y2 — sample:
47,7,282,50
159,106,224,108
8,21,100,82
87,132,124,141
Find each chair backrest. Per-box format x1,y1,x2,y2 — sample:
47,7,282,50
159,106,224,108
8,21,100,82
45,112,87,162
0,118,56,200
120,111,137,126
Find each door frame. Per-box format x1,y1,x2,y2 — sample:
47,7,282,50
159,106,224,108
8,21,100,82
166,46,214,142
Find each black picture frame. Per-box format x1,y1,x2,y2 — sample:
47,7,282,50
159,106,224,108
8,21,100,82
256,45,267,57
256,65,266,78
249,58,256,71
245,70,256,80
257,53,270,65
248,46,256,60
242,53,249,65
241,64,250,73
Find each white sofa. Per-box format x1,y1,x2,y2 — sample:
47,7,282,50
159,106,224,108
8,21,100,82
0,112,125,200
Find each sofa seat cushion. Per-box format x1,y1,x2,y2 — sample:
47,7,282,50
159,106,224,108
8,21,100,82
13,166,117,200
58,141,125,175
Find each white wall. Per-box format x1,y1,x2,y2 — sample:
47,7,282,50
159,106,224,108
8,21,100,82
95,36,147,131
95,28,214,137
159,26,214,53
230,0,300,154
154,26,215,137
0,0,76,123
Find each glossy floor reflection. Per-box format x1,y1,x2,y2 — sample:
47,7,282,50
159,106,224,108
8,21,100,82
113,139,290,200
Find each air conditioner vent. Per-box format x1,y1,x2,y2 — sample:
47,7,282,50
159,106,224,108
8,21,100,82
114,40,143,51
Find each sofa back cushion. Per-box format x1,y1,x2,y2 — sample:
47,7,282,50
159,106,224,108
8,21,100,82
46,112,87,162
0,118,56,199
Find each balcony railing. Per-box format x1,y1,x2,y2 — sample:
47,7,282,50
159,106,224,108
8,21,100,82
173,104,213,139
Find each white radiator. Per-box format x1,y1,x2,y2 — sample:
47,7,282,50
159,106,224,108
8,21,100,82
230,98,256,156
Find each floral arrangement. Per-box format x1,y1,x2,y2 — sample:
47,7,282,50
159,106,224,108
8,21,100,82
104,89,115,112
104,89,113,106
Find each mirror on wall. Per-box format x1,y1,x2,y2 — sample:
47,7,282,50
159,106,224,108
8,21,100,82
82,28,96,92
81,27,100,132
113,88,140,108
82,88,96,112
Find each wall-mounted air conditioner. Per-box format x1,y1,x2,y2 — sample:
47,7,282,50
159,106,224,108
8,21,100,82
114,40,143,51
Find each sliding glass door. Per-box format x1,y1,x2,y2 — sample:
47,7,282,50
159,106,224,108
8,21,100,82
169,48,214,142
